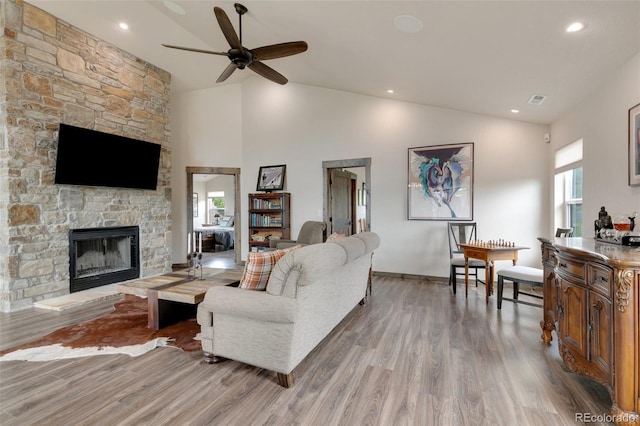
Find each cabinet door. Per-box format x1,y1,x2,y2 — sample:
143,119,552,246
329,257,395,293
589,292,613,378
558,278,588,359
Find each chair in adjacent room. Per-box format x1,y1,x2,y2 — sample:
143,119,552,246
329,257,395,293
496,227,572,309
269,221,327,250
555,227,574,237
448,222,486,294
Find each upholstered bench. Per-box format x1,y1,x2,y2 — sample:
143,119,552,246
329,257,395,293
496,265,543,309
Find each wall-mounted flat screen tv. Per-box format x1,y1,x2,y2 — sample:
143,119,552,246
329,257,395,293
54,124,161,190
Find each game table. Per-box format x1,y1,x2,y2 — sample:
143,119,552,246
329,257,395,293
458,241,529,303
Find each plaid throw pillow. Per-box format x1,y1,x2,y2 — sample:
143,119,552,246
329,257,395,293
239,245,300,291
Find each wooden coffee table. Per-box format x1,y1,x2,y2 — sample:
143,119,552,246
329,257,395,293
118,268,241,329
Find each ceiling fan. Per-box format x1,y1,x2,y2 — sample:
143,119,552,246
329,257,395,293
162,3,308,85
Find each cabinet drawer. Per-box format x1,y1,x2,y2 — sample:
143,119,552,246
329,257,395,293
587,263,613,297
556,255,584,280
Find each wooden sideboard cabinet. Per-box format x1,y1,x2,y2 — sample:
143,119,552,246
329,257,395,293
538,237,640,425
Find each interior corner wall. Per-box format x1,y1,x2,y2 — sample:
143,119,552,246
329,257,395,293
240,77,551,277
169,84,242,263
551,52,640,231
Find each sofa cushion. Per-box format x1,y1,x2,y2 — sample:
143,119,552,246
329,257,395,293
239,245,300,291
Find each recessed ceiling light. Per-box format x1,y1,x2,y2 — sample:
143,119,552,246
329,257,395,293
393,15,423,34
163,0,186,16
510,109,520,114
387,89,395,94
118,22,129,30
566,22,585,33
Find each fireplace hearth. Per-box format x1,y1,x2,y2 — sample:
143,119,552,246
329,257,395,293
69,226,140,292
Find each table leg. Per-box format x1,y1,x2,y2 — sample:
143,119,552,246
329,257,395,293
485,261,493,304
148,290,160,329
465,256,469,297
147,290,197,330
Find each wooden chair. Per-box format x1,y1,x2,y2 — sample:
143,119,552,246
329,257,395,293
447,222,486,294
555,227,574,237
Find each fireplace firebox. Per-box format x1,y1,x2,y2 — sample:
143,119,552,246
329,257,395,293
69,226,140,292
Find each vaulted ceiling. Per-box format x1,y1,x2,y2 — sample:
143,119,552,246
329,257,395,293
30,1,640,124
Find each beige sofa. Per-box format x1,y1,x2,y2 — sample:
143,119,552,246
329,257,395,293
196,232,380,387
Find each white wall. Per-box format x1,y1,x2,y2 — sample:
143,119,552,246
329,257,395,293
241,78,550,276
169,54,638,278
551,52,640,233
206,175,236,218
193,181,206,228
170,84,243,262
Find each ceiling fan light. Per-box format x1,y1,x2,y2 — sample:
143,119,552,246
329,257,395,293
393,15,423,34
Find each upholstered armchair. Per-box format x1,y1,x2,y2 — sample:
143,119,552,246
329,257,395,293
269,221,326,249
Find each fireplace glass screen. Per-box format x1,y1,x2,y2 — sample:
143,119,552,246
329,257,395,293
74,236,132,278
69,226,140,292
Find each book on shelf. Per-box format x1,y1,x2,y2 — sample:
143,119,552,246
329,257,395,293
250,214,283,227
252,199,282,210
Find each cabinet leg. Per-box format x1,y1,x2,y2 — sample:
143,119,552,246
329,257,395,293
539,320,554,344
610,403,640,425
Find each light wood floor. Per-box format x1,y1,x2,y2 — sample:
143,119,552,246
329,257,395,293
198,249,237,269
0,276,612,425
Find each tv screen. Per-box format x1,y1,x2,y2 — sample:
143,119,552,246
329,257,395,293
54,124,161,190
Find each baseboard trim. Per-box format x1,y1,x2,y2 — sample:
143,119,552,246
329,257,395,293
373,271,447,282
169,265,445,283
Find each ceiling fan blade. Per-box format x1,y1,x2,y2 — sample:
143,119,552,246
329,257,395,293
216,63,238,83
214,6,242,51
252,41,308,61
248,61,288,85
161,44,229,56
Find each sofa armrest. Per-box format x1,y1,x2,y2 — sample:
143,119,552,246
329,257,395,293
198,286,297,327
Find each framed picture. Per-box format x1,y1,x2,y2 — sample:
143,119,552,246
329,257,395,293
629,102,640,186
408,143,474,220
193,193,198,217
257,164,286,191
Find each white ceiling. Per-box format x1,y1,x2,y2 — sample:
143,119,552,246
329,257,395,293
30,1,640,125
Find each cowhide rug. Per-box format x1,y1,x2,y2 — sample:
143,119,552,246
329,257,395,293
0,295,201,362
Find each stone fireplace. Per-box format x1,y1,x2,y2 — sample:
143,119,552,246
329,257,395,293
69,226,140,292
1,1,173,311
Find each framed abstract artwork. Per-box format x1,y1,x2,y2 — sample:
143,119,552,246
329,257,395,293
408,143,474,220
629,102,640,186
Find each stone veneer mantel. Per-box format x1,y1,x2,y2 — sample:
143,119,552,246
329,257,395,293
0,1,173,311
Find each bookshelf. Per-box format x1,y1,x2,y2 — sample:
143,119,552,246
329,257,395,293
248,192,290,251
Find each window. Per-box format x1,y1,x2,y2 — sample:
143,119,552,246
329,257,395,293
554,139,583,236
207,191,225,223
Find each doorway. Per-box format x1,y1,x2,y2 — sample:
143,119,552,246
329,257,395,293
187,166,241,266
322,158,371,235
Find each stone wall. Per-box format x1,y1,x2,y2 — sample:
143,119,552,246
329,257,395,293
0,1,172,311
